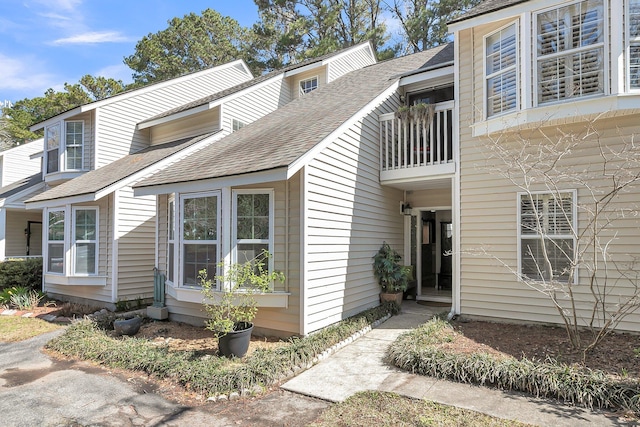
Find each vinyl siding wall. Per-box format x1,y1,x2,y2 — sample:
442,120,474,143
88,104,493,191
221,79,291,133
44,197,113,304
96,65,251,168
0,139,42,186
115,186,156,301
150,108,220,146
327,46,376,82
457,23,640,332
303,94,404,334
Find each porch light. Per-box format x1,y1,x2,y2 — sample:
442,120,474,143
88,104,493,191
402,202,413,216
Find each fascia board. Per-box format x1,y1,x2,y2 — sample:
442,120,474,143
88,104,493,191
287,80,400,179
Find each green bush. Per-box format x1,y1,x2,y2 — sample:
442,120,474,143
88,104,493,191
0,258,43,290
46,302,397,396
387,319,640,413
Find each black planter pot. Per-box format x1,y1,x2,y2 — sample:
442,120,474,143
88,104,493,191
218,322,254,358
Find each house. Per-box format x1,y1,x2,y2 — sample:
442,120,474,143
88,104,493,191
132,45,455,336
0,139,46,260
25,43,376,309
448,0,640,332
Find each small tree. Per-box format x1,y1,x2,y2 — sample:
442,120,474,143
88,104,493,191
479,116,640,355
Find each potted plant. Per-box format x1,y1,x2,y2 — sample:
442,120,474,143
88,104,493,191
201,251,284,358
372,242,411,307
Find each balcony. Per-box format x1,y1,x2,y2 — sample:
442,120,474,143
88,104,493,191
379,101,455,186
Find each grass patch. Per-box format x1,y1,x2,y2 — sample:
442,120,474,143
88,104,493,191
308,391,532,426
0,316,62,342
387,319,640,414
46,302,398,397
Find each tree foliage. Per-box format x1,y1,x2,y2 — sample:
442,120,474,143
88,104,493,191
387,0,481,54
124,9,260,85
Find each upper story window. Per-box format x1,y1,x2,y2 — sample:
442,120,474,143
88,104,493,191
299,76,318,96
628,0,640,89
232,118,246,132
45,120,85,174
485,23,518,117
536,0,605,105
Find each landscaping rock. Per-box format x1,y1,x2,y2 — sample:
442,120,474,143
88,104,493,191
113,317,143,336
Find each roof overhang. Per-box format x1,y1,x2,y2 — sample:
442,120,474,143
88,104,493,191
448,2,526,32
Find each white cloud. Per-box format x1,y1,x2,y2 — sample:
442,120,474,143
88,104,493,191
51,31,133,45
32,0,82,13
0,53,57,91
95,63,133,83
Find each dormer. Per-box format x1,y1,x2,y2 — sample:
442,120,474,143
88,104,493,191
449,0,640,135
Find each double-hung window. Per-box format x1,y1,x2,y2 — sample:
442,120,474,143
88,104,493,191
485,23,518,117
519,192,576,283
65,122,84,170
73,208,97,275
45,123,61,174
47,209,65,273
299,76,318,96
536,0,605,104
181,192,219,286
233,190,274,287
629,0,640,89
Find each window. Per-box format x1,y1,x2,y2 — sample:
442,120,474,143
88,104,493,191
47,210,65,273
65,121,83,170
73,208,97,275
181,193,219,286
45,123,60,174
485,23,518,117
519,192,575,283
167,197,175,283
629,0,640,89
536,0,604,104
232,119,245,132
299,76,318,95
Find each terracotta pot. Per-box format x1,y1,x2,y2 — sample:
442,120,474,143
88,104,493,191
218,322,254,358
380,291,403,307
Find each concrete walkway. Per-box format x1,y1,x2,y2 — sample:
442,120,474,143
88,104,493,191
282,301,628,426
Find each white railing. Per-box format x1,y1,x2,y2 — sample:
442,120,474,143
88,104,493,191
379,101,454,172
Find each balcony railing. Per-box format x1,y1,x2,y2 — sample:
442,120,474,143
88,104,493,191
380,101,454,174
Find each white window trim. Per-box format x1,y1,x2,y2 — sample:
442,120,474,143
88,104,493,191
65,120,84,171
299,76,319,96
167,195,176,285
516,190,577,284
533,0,608,107
627,0,640,91
483,21,519,119
71,206,99,276
45,207,66,275
231,189,275,289
178,191,221,289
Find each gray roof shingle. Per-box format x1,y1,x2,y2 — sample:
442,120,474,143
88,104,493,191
449,0,528,24
26,133,217,204
139,43,373,125
135,43,454,190
0,174,43,201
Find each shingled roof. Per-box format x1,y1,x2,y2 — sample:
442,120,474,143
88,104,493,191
139,42,373,126
449,0,528,24
134,43,454,190
0,174,43,202
26,133,218,205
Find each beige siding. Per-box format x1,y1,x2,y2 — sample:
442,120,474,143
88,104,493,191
0,139,42,186
221,79,291,133
116,187,156,301
150,108,221,145
44,197,113,304
458,24,640,331
409,188,451,208
96,65,252,167
304,95,404,334
291,68,327,100
5,210,42,257
327,47,376,82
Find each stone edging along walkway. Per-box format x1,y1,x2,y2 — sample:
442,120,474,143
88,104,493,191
0,307,73,324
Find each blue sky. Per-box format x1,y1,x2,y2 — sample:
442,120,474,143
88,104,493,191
0,0,260,104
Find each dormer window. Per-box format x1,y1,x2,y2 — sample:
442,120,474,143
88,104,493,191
44,120,84,174
300,76,318,95
536,0,605,105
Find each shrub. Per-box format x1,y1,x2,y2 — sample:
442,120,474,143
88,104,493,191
387,319,640,413
0,258,43,290
0,286,45,309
